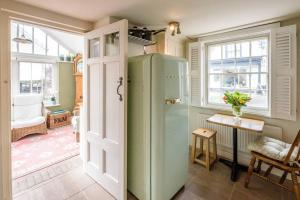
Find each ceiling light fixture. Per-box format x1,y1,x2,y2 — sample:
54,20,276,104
13,24,33,44
168,22,181,36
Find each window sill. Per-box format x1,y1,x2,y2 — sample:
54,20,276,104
57,61,74,63
194,104,271,118
45,104,60,108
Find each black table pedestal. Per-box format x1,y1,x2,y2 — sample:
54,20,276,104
219,127,248,181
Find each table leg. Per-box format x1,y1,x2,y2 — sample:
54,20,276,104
219,127,248,182
231,127,238,181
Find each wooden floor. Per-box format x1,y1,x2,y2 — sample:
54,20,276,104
13,156,296,200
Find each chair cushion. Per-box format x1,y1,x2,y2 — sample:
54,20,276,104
12,116,45,129
13,94,43,106
12,95,43,121
248,136,298,161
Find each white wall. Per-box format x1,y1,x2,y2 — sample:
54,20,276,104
128,42,144,57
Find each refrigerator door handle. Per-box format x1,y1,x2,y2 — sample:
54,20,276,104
165,98,181,105
117,77,123,101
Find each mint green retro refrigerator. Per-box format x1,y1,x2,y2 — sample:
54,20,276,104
127,53,189,200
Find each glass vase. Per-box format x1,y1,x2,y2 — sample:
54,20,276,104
232,106,242,123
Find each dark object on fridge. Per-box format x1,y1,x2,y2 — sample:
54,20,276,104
128,27,166,42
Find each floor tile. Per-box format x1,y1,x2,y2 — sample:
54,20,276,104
82,184,115,200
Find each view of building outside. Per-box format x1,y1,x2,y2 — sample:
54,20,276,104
207,38,268,109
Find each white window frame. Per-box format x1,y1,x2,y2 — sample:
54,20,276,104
200,30,272,116
11,52,59,105
11,21,71,57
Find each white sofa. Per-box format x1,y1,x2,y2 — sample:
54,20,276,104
11,94,48,141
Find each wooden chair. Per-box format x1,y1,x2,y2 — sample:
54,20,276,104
191,128,217,170
245,130,300,200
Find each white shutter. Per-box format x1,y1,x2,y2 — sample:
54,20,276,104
270,25,297,121
188,42,201,107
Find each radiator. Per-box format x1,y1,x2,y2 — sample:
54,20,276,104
191,113,283,154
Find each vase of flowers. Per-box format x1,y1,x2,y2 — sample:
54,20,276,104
223,91,251,123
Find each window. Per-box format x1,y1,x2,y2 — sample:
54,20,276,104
34,27,46,55
189,25,297,120
18,25,33,54
59,45,69,57
11,22,70,57
19,62,56,100
47,36,58,56
207,37,269,110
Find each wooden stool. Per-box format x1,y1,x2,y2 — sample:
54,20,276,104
192,128,217,170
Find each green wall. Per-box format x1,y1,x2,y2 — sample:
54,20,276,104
47,62,75,113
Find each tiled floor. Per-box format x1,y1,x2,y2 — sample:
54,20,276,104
13,155,296,200
13,156,115,200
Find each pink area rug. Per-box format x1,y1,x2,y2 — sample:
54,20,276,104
11,125,80,179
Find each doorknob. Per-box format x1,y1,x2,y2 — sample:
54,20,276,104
117,77,123,101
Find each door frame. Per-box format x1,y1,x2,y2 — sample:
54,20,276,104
0,4,91,199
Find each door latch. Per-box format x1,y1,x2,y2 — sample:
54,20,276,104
117,77,123,101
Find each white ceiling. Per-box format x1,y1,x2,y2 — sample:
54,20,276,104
15,0,300,36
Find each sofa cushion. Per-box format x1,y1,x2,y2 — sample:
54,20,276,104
248,136,298,161
12,116,45,129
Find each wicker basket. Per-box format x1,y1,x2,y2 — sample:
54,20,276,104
47,111,71,129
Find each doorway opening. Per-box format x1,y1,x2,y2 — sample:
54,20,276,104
10,20,84,196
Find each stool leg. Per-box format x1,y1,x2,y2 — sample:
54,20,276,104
213,135,217,161
206,139,210,170
191,135,197,163
199,138,203,156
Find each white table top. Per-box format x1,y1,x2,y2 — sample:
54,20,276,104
207,114,264,132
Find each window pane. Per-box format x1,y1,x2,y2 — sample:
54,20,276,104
44,64,53,98
208,45,222,60
222,59,235,73
209,75,221,88
222,43,235,59
34,27,46,55
222,74,236,88
20,81,31,93
236,74,250,89
11,23,18,52
248,91,268,108
236,58,250,73
208,89,224,104
251,39,268,56
251,57,268,73
89,38,100,58
47,36,58,56
236,42,250,58
104,32,120,56
32,80,43,93
19,62,31,81
32,63,45,80
59,45,69,57
19,25,33,53
208,60,222,73
250,74,268,90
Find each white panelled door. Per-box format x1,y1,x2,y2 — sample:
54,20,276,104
83,19,128,200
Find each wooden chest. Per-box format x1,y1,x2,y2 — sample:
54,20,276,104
47,111,71,129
